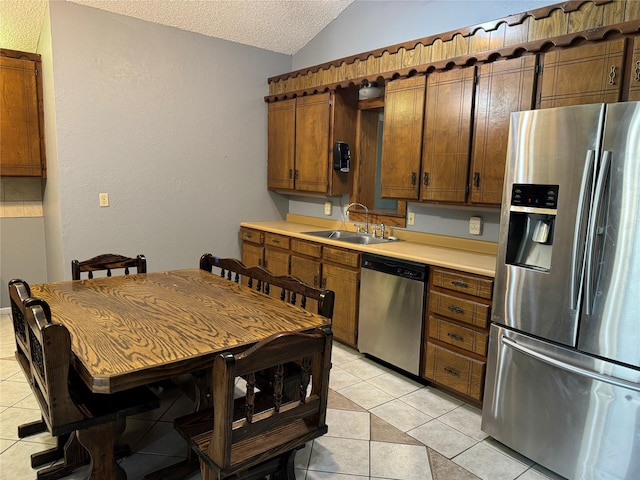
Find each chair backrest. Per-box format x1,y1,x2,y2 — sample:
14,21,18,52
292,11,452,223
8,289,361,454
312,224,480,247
210,327,332,475
18,294,86,435
71,253,147,280
9,279,33,379
199,254,335,320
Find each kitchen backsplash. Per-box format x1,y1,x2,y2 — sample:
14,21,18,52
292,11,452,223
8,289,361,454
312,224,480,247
0,177,44,218
288,195,500,242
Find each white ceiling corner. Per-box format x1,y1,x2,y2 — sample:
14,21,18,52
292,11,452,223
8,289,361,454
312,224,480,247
0,0,355,55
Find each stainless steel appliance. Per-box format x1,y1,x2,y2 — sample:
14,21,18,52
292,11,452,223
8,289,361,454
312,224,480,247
358,254,427,375
482,102,640,480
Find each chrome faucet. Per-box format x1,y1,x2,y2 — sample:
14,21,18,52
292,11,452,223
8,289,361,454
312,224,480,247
345,202,369,234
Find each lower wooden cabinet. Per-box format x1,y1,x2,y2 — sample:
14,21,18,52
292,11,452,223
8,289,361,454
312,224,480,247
240,227,264,268
290,238,322,315
240,228,497,401
424,342,485,401
321,246,360,347
422,266,493,404
240,228,361,347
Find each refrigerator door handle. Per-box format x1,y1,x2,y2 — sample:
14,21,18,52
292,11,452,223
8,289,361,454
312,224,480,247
570,150,595,310
584,150,611,315
501,335,640,392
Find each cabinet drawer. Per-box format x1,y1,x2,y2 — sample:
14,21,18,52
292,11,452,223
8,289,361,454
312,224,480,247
240,227,263,245
291,238,321,258
264,232,290,249
431,267,493,299
428,315,488,356
424,342,485,401
428,291,489,328
323,246,360,268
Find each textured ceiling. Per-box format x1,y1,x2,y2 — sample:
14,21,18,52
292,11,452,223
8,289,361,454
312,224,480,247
0,0,354,55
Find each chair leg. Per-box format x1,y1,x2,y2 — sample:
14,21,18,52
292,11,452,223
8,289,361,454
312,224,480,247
30,432,70,468
18,418,47,438
36,432,89,480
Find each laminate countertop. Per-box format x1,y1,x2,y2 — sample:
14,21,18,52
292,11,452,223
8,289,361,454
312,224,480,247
241,215,497,278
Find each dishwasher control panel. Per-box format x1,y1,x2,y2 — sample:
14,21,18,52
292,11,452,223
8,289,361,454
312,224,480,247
362,254,427,281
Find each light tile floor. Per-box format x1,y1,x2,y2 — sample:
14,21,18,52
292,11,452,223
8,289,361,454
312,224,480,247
0,313,566,480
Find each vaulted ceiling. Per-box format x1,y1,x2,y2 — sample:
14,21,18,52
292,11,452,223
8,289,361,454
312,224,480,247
0,0,354,55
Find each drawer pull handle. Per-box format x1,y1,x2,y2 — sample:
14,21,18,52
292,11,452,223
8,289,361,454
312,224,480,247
447,305,464,314
608,65,616,85
447,332,464,342
411,172,417,185
635,60,640,82
444,367,459,377
272,239,280,244
451,280,468,288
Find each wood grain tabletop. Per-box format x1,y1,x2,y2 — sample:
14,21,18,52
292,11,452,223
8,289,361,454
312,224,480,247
30,269,330,393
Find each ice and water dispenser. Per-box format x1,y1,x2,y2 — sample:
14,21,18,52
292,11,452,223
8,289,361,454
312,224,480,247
505,184,559,272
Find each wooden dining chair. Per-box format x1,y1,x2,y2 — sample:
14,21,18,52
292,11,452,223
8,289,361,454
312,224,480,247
10,281,159,480
9,278,72,469
199,254,335,320
71,253,147,280
174,327,333,480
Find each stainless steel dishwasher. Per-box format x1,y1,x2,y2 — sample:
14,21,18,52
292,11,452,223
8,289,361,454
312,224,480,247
358,253,427,375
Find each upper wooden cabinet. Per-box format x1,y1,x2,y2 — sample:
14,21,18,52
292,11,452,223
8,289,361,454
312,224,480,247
0,50,46,177
628,36,640,102
380,76,426,200
267,90,357,196
267,99,295,190
470,56,538,205
538,39,626,108
420,67,475,203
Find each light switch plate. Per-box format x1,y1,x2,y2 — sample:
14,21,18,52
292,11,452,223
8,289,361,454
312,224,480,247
324,202,332,216
469,216,483,235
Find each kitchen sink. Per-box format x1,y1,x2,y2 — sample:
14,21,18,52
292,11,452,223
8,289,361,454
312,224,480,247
303,230,357,239
336,235,391,245
303,230,395,245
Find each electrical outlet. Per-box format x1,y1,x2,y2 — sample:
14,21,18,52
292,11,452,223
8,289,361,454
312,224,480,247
469,216,483,235
324,201,332,216
99,193,109,207
407,212,415,226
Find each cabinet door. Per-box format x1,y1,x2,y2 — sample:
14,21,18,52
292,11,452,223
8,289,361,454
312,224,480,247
241,242,264,268
322,263,359,347
538,39,625,108
421,68,475,203
264,247,290,300
295,93,330,193
470,56,537,205
290,255,322,315
0,56,44,176
263,248,290,276
380,76,426,199
628,37,640,102
267,99,295,190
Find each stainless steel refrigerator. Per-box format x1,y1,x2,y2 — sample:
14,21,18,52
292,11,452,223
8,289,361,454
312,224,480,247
481,102,640,480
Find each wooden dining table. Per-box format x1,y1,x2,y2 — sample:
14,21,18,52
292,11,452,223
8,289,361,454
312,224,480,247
29,268,332,479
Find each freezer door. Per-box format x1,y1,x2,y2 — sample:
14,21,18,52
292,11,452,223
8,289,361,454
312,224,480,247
482,325,640,480
578,101,640,369
493,104,605,346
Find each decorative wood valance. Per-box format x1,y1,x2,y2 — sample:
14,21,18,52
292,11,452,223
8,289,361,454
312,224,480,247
265,0,640,101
